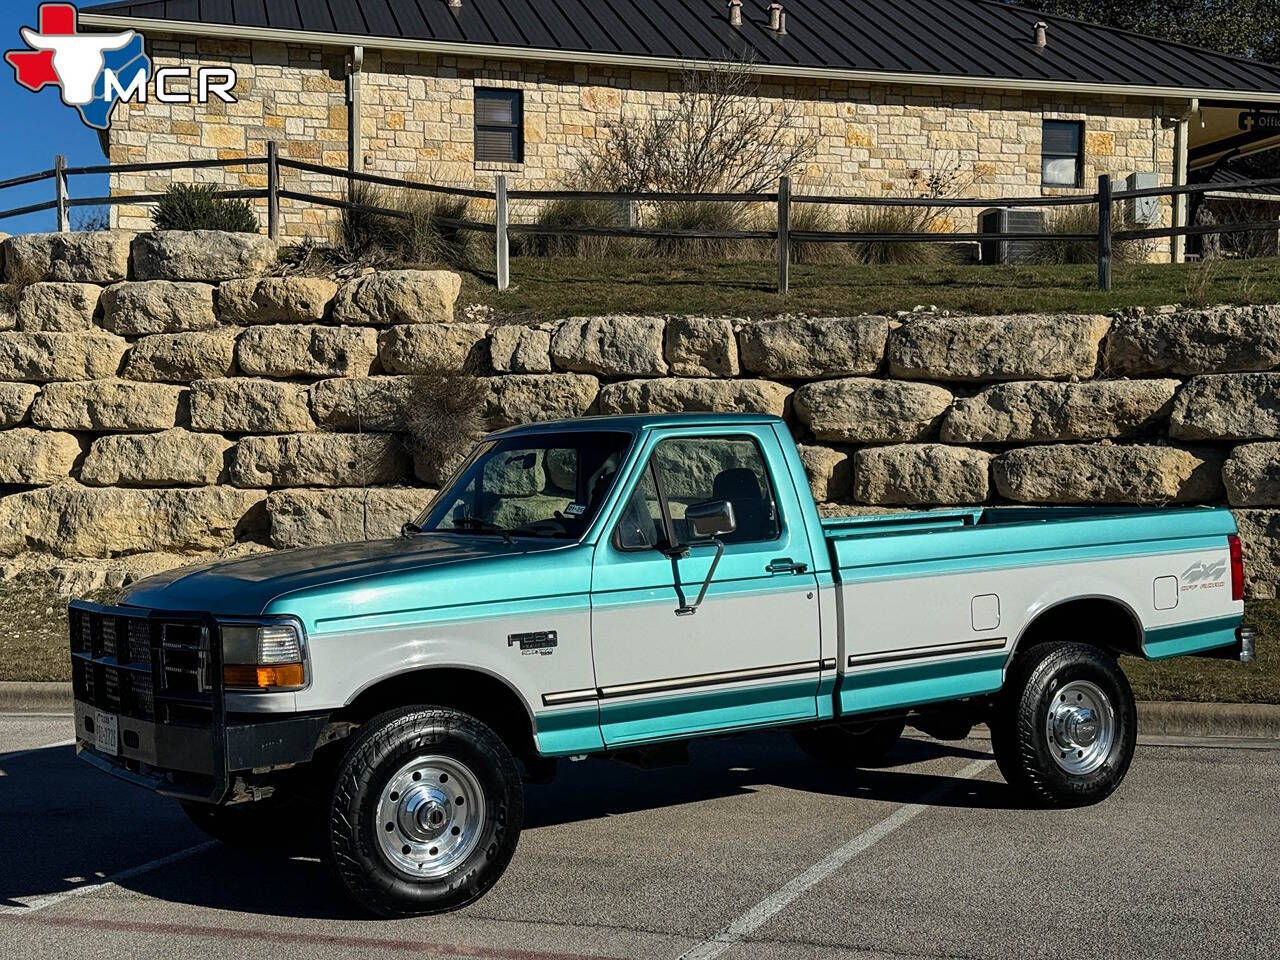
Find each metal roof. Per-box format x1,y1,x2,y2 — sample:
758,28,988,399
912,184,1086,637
80,0,1280,99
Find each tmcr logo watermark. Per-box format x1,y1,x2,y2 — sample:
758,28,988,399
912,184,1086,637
5,3,237,131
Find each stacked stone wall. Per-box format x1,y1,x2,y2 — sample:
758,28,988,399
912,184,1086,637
3,230,1279,597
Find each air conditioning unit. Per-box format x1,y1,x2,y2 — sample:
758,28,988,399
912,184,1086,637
979,208,1045,265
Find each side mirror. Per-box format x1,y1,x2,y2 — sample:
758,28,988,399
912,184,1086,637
686,500,736,540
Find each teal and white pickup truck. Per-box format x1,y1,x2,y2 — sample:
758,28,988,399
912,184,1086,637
69,413,1255,915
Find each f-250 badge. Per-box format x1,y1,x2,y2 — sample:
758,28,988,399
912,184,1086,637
1181,559,1227,591
508,631,557,655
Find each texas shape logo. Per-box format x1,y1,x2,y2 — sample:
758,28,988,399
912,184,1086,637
6,3,150,130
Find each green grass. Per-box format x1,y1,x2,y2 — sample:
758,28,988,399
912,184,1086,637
461,256,1280,322
3,576,1276,704
0,576,114,684
1123,600,1280,704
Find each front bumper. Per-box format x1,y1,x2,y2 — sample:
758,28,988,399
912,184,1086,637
68,599,328,803
73,703,330,802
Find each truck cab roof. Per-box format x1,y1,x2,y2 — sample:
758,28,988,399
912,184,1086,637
487,412,785,438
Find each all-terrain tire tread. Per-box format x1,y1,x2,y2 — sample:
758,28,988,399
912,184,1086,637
327,706,523,918
992,641,1136,808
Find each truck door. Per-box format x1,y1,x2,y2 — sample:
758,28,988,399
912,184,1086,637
588,427,822,747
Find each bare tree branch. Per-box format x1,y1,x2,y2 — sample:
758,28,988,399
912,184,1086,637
580,56,820,196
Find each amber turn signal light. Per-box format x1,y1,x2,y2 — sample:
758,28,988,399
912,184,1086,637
223,663,305,690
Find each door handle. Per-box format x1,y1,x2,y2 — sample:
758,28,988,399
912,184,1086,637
767,557,808,575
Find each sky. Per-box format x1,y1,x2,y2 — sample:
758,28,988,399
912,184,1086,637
0,4,110,236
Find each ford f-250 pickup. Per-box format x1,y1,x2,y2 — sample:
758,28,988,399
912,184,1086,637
68,413,1256,915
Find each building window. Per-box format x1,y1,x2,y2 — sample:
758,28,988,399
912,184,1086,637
1042,120,1084,188
474,88,523,164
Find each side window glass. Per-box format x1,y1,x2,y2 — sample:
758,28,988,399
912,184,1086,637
652,437,780,546
615,464,665,550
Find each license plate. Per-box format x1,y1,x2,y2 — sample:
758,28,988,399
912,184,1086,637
93,710,119,757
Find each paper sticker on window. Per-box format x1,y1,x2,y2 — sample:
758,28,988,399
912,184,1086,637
565,503,587,517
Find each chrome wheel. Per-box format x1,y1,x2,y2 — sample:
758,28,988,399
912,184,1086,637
1045,680,1115,775
376,755,486,881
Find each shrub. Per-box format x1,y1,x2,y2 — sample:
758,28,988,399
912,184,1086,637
846,206,946,266
515,197,640,259
152,183,258,233
400,374,489,486
647,201,762,259
787,202,850,265
580,57,818,196
1030,204,1150,266
337,182,476,269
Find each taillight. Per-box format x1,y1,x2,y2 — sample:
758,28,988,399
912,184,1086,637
1229,534,1245,602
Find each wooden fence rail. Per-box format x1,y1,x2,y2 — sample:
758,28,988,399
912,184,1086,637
3,145,1280,294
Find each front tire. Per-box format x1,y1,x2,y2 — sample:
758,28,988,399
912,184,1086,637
991,641,1136,807
327,706,524,917
792,717,907,767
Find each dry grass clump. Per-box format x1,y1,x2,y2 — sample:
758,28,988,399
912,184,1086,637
400,374,489,486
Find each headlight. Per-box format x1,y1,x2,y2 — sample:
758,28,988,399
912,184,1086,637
220,622,306,690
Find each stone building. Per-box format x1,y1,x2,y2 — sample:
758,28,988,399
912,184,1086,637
81,0,1280,253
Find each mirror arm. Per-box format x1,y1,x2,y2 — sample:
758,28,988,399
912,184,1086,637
674,538,724,617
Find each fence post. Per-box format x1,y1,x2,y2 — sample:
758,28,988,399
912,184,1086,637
54,155,69,233
777,175,791,296
495,174,510,293
266,142,280,241
1097,173,1113,292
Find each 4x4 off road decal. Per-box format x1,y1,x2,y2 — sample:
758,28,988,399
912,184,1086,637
1182,559,1228,591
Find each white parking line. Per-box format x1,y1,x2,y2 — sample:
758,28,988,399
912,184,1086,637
677,757,995,960
1,841,219,916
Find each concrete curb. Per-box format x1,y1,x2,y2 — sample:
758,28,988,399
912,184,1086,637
0,681,72,714
1136,701,1280,739
1,682,1278,738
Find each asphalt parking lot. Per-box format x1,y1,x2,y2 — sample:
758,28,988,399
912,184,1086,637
2,713,1278,960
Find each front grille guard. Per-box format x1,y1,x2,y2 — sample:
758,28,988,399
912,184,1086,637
69,599,230,803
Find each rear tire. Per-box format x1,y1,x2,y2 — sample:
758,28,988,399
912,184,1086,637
991,641,1136,807
792,717,907,767
327,706,524,917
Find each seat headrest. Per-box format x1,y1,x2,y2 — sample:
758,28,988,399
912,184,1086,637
713,468,764,502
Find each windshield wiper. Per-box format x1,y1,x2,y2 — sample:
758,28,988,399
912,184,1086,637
505,527,561,539
453,516,515,544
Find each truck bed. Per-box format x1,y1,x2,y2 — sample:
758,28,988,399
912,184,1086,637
820,505,1242,716
822,505,1238,580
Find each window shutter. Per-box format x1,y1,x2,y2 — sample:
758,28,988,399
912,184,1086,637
476,95,515,126
476,129,518,164
1043,120,1081,157
474,89,523,164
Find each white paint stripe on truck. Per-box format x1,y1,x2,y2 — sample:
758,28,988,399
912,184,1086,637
676,757,996,960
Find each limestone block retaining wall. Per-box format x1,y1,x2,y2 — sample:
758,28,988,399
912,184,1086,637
3,230,1280,597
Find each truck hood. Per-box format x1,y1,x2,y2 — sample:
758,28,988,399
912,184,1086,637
119,534,562,616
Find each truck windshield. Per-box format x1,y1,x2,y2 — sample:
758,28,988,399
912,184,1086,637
414,432,633,541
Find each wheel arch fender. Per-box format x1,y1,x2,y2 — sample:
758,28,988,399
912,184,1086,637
1008,592,1146,665
337,663,539,762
